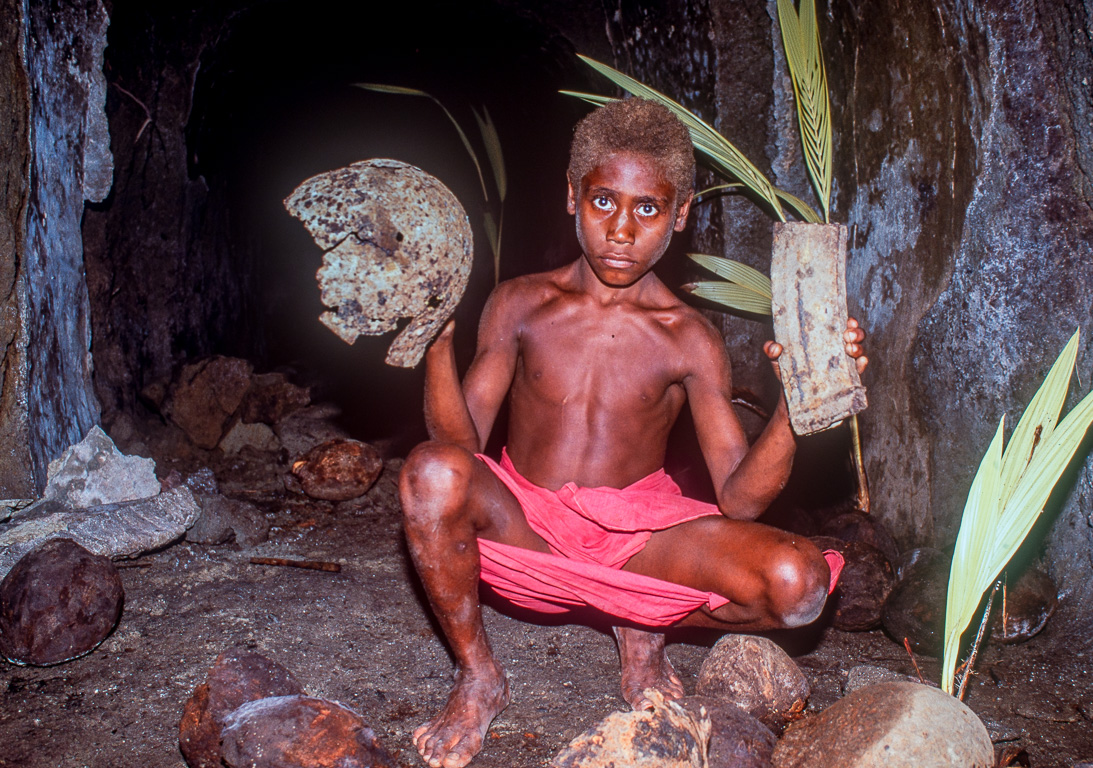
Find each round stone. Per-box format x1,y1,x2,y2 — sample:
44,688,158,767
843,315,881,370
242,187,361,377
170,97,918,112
290,439,383,501
219,694,396,768
179,648,304,768
695,634,810,730
0,537,123,666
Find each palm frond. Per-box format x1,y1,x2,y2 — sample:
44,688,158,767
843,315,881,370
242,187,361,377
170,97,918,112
354,83,490,202
776,0,833,220
694,183,745,204
775,188,824,223
942,329,1093,694
684,281,774,316
472,106,507,202
687,253,772,297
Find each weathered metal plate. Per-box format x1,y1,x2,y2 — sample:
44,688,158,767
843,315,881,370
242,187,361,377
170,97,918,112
284,159,473,368
771,222,867,435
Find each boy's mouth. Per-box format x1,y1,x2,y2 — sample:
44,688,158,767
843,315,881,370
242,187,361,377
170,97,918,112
600,254,636,269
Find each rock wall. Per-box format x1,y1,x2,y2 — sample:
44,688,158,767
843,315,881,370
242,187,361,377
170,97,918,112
610,0,1093,626
81,2,258,423
0,0,109,495
0,0,34,497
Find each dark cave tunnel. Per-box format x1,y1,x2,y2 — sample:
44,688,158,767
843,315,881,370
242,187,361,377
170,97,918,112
86,0,601,454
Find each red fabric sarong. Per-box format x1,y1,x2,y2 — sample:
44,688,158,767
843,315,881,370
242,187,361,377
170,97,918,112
475,450,843,627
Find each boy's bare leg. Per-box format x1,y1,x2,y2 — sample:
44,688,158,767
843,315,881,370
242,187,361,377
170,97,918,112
613,626,684,710
400,441,550,768
623,515,832,631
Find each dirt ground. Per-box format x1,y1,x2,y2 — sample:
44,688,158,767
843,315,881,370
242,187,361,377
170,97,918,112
1,433,1092,768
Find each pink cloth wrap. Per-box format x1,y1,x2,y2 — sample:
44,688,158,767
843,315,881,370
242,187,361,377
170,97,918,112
475,450,844,627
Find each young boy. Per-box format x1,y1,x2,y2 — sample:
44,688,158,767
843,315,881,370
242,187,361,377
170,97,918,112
399,98,866,768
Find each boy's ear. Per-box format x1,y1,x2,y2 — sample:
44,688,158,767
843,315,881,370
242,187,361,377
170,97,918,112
566,177,577,215
673,191,695,232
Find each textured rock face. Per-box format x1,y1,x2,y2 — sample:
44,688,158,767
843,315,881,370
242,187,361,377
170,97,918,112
771,681,994,768
42,426,160,508
0,0,110,494
0,487,201,580
617,0,1093,633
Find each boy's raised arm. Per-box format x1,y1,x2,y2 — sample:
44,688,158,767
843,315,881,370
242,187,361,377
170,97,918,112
423,284,521,453
683,320,797,521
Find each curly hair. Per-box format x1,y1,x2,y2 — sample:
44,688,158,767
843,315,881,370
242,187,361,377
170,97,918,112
567,97,695,202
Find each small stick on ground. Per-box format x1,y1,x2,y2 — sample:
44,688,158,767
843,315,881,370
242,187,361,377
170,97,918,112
902,637,926,685
249,557,341,573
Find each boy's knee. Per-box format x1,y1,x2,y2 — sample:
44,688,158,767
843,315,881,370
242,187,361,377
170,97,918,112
399,441,475,523
765,540,829,628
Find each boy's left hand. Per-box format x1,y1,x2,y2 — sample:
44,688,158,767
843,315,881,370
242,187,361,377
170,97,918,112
763,318,869,375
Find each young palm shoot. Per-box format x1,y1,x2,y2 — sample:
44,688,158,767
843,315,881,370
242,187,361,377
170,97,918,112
942,329,1093,696
354,84,507,284
777,0,833,223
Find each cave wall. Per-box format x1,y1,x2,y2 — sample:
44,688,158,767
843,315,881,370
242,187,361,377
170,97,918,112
611,0,1093,623
81,1,258,424
0,0,109,494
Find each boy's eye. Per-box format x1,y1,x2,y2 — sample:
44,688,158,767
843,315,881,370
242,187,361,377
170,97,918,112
591,195,613,211
636,203,659,217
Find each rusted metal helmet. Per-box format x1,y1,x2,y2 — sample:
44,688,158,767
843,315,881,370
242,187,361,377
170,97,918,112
285,159,473,367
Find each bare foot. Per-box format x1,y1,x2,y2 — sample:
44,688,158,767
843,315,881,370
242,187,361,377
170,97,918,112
413,662,509,768
614,626,684,711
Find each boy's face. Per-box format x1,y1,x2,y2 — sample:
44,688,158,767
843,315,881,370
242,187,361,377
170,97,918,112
567,151,692,288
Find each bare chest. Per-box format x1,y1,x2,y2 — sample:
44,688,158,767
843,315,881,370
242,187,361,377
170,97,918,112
513,312,684,414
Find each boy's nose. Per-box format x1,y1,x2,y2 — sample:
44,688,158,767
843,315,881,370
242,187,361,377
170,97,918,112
607,212,635,244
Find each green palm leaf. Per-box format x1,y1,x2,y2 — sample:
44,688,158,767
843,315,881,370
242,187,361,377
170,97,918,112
942,329,1093,694
684,282,774,316
777,0,833,221
684,254,773,316
355,83,490,203
472,105,507,202
687,253,772,297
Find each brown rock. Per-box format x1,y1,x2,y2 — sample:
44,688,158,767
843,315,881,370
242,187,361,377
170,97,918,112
162,356,255,449
811,538,895,631
219,694,396,768
179,649,305,768
676,696,777,768
0,538,123,666
239,372,310,425
696,635,810,731
290,439,383,501
820,511,899,564
989,567,1057,644
882,548,948,655
771,682,993,768
552,689,710,768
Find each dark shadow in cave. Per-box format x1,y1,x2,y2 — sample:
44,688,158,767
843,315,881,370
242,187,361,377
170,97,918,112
126,0,594,452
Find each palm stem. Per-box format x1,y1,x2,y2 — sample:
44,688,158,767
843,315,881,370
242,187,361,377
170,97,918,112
850,414,871,513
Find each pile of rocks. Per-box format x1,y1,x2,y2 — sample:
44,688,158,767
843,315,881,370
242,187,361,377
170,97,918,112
180,649,396,768
552,635,995,768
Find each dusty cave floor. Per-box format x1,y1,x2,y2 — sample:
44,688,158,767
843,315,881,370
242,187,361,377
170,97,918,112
1,438,1092,768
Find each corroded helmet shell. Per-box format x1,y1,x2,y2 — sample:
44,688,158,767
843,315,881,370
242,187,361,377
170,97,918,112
284,159,473,367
